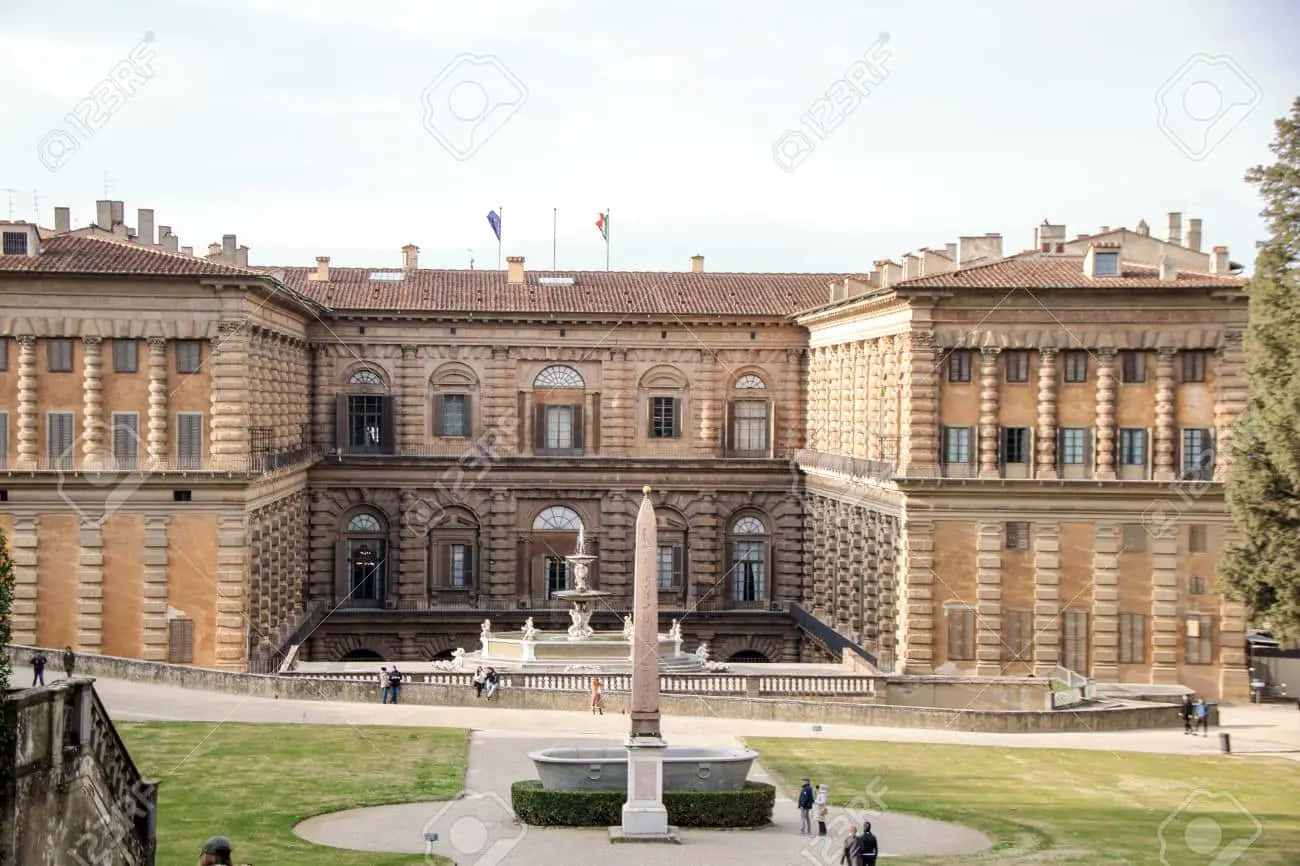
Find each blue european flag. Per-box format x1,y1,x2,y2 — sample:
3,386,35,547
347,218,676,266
487,210,502,241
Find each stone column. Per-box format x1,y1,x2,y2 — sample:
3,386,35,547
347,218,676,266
81,336,105,470
10,515,39,644
1094,348,1117,480
978,347,1001,478
975,521,1003,676
1091,522,1120,682
852,342,867,458
630,487,662,737
1035,348,1058,479
311,343,333,449
399,344,421,453
147,337,168,467
865,341,880,461
1032,522,1061,677
1153,348,1177,481
900,332,939,477
1213,330,1247,481
215,514,249,671
141,516,170,660
397,488,427,602
15,335,38,470
1219,588,1250,700
829,345,844,454
76,520,103,652
210,321,251,470
1149,524,1179,682
898,517,935,675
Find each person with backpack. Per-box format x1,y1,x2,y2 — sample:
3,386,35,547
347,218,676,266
31,652,48,686
797,778,814,834
857,820,879,866
386,665,403,704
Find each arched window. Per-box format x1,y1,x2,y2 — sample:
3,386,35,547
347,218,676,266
728,514,768,604
431,363,479,439
533,506,583,531
735,374,766,389
640,365,688,441
728,373,771,457
350,369,383,386
340,368,393,454
534,365,584,388
342,510,387,604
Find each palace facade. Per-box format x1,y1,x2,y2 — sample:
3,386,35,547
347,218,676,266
0,203,1250,697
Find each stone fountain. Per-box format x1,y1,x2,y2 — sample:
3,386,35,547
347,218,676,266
551,526,605,641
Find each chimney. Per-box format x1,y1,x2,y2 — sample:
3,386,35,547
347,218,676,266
1099,226,1110,234
158,225,178,252
1136,218,1150,237
921,249,954,276
109,201,125,235
827,280,843,303
402,243,419,272
902,252,921,281
944,242,957,261
181,245,194,257
309,255,331,281
865,270,882,289
163,232,178,253
54,207,71,234
1187,218,1203,252
1158,254,1178,281
844,276,870,297
1167,212,1182,245
207,242,222,258
136,208,154,245
956,233,1003,266
1033,221,1066,253
222,234,236,260
236,245,249,268
690,254,704,273
95,200,113,229
507,255,525,285
875,259,902,288
1210,245,1230,275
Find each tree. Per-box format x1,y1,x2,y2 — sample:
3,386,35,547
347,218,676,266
1222,97,1300,639
0,528,14,801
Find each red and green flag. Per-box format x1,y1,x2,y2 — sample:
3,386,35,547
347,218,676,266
595,211,609,241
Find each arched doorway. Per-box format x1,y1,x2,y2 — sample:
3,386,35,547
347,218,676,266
342,511,388,605
728,650,771,664
727,514,769,606
527,505,584,601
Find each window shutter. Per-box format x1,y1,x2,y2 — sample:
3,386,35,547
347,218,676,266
997,427,1005,468
465,544,474,587
764,401,774,455
672,397,682,438
571,404,584,450
671,545,682,585
533,402,547,451
725,402,736,453
1056,427,1065,474
169,618,194,664
590,393,600,454
647,396,655,436
1084,427,1094,477
432,394,445,436
0,412,7,467
440,543,451,588
1025,427,1034,473
177,413,201,467
380,396,395,453
463,393,473,437
113,414,138,467
967,426,977,468
335,395,348,449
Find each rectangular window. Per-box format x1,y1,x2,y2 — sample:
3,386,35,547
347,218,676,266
1121,350,1145,383
176,412,202,469
2,231,28,255
1005,521,1030,550
1061,609,1088,673
0,411,7,468
1122,523,1147,552
176,340,202,374
47,411,74,469
545,555,569,596
1003,609,1033,661
1185,614,1213,664
1063,350,1087,383
0,338,7,371
1181,350,1207,383
942,426,970,465
1060,428,1086,465
112,339,138,373
441,394,469,437
1189,574,1207,595
947,606,975,660
1188,524,1207,554
546,405,574,450
48,339,73,372
732,400,769,455
1119,428,1147,466
110,412,139,470
168,618,195,664
1093,251,1119,276
449,543,472,588
731,540,766,602
947,350,972,383
657,544,682,589
348,395,386,451
1002,427,1028,464
1005,350,1029,383
1118,613,1146,664
650,396,679,439
1182,429,1214,479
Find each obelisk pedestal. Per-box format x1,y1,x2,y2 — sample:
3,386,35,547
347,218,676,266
612,486,679,844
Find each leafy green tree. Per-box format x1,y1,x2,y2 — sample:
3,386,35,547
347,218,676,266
1222,97,1300,639
0,528,14,799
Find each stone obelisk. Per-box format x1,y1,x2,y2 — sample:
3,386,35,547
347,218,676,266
618,485,673,840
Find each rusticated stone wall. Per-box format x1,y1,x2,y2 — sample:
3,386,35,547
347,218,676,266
246,486,310,656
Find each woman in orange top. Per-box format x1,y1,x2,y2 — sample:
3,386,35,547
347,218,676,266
591,677,604,715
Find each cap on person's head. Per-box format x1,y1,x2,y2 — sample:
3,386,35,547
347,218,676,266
201,836,232,856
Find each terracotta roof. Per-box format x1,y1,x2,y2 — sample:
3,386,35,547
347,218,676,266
275,267,837,316
894,252,1245,290
0,234,256,277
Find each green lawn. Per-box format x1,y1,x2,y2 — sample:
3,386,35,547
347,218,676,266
118,722,468,866
748,737,1300,865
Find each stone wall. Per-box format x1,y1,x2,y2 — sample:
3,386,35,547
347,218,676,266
246,479,311,658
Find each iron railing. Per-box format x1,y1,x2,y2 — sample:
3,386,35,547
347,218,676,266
789,602,878,669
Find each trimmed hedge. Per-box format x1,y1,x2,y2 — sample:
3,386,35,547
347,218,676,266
511,779,775,828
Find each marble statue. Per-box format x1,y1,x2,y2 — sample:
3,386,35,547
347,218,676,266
694,641,711,663
522,617,538,641
451,647,466,670
480,619,492,645
622,614,635,640
667,619,681,642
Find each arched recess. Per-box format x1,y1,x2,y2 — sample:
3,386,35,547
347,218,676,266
429,505,481,599
725,367,773,458
337,363,394,454
335,506,393,606
639,364,689,443
524,504,587,601
532,365,585,455
727,650,771,664
341,648,385,662
655,505,689,598
430,362,479,439
725,510,771,606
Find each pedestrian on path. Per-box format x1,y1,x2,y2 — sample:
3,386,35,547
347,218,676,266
473,666,487,698
378,666,389,703
1195,697,1209,736
197,834,233,865
797,778,814,834
62,646,76,679
591,677,604,715
386,665,403,704
31,652,47,686
841,824,859,866
857,820,879,866
817,803,828,836
1181,694,1194,734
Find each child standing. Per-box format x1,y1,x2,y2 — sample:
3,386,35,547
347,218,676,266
817,803,828,836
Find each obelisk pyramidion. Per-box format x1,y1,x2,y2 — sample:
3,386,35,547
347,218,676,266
620,485,672,839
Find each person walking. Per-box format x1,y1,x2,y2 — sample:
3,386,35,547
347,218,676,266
198,835,233,865
1195,696,1210,736
378,666,390,703
1181,694,1194,734
857,820,879,866
591,677,604,715
31,652,47,686
62,646,76,679
797,778,814,835
841,824,859,866
473,666,487,698
387,665,403,705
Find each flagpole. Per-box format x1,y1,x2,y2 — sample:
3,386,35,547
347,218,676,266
606,206,610,271
552,207,557,270
497,204,503,270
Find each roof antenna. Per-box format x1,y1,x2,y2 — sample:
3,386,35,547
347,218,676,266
32,188,46,223
0,188,17,220
103,171,114,199
467,248,475,270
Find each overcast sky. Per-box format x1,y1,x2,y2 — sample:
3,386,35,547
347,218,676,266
3,0,1298,274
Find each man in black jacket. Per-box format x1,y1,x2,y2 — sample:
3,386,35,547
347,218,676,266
797,778,814,834
857,821,879,866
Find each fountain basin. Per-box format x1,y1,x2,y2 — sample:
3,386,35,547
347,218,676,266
481,632,683,668
528,746,758,792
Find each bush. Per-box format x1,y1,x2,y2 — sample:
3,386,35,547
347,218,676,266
510,779,774,828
